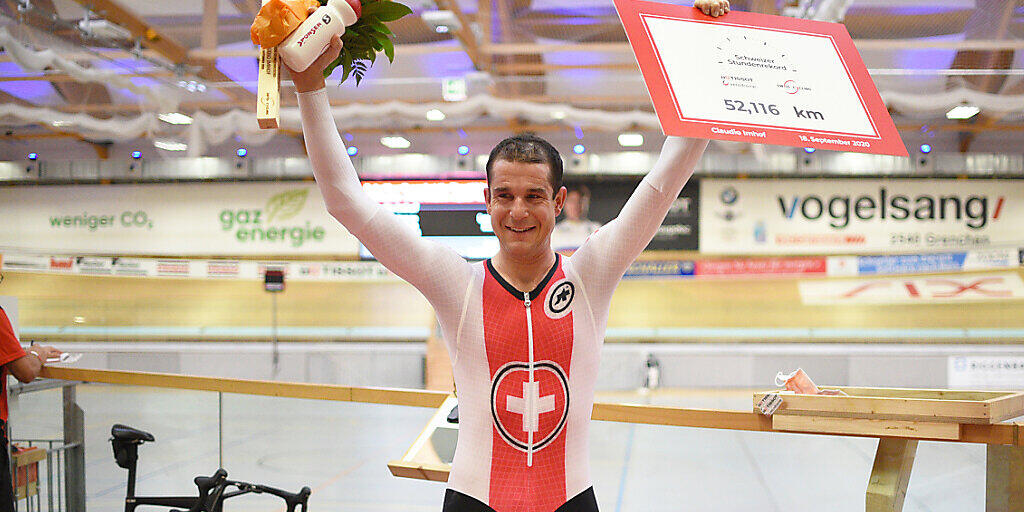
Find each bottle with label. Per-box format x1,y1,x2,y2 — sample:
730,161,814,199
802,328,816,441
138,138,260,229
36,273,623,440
279,0,360,72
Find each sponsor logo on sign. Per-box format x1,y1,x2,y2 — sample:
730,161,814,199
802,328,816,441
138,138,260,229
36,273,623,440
490,361,569,452
777,188,1005,230
50,258,73,271
799,273,1024,305
207,261,240,278
219,189,327,248
157,260,191,277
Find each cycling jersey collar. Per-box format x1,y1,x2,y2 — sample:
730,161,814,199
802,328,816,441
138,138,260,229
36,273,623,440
485,253,560,302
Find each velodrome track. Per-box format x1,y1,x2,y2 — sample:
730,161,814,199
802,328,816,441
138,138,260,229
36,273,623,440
4,266,1023,343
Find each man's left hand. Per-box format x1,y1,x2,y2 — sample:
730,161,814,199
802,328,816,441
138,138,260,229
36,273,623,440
695,0,730,17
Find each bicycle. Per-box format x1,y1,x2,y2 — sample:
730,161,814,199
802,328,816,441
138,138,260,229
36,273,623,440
110,424,311,512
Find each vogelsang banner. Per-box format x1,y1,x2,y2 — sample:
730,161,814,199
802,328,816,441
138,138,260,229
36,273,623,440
699,179,1022,254
0,182,360,256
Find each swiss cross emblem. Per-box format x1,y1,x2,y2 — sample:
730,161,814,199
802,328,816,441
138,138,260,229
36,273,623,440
490,361,569,452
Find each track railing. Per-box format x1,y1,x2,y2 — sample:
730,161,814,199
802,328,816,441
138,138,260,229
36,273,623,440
40,366,1024,512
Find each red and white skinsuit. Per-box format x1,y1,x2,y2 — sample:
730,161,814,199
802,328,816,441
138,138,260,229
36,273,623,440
298,89,707,512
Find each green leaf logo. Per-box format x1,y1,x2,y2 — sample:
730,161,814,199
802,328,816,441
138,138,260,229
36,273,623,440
265,189,308,223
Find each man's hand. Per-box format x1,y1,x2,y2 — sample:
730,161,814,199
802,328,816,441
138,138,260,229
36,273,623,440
29,345,62,362
8,345,62,383
286,6,345,93
695,0,730,17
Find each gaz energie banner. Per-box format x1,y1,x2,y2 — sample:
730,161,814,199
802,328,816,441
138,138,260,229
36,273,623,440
699,179,1023,254
0,182,360,256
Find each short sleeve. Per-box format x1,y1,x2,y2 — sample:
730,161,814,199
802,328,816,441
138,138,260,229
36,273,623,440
0,308,27,367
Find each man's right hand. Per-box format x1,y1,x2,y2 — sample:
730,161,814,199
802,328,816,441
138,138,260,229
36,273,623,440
286,7,345,93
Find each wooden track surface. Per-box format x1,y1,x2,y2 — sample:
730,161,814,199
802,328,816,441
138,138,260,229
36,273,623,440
2,268,1022,338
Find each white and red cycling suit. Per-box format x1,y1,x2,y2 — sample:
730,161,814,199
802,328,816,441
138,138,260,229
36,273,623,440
298,89,707,512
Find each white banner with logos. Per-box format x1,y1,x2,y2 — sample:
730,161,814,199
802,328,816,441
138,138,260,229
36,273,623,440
700,179,1024,254
0,182,360,256
0,253,399,282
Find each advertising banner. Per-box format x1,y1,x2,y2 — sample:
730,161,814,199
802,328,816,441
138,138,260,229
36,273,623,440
700,179,1023,255
0,182,360,257
798,273,1024,305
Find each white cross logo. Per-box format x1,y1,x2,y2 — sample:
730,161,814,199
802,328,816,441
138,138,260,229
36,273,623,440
505,381,555,433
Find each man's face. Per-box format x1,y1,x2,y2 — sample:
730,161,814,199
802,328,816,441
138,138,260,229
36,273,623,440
563,190,583,220
485,159,566,258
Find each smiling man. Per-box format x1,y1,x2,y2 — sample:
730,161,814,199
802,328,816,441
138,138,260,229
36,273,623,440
289,2,727,510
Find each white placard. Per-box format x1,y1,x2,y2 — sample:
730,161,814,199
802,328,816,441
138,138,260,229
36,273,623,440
949,356,1024,390
798,272,1024,305
700,179,1024,255
643,16,875,137
0,183,360,256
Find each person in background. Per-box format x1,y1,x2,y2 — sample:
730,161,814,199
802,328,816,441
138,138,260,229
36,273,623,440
0,272,62,511
551,186,602,252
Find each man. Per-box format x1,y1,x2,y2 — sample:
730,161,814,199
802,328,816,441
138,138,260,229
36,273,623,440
551,187,602,252
0,291,61,511
288,2,728,510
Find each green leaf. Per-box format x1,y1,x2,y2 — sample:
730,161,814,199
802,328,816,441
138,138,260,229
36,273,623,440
265,189,309,223
383,37,395,62
371,1,413,22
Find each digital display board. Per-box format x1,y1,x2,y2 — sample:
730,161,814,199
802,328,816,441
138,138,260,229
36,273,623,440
358,180,498,260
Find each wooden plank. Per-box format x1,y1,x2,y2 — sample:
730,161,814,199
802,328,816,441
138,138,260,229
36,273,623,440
12,447,46,466
773,415,960,441
985,392,1024,423
753,391,994,423
387,461,450,482
986,444,1024,512
41,367,449,408
866,438,918,512
256,0,281,129
592,403,773,431
839,387,1009,401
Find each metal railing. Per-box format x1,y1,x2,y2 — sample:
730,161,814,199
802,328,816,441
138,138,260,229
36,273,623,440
9,379,85,512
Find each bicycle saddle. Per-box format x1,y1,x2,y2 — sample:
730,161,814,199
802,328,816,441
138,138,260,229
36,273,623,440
111,424,155,442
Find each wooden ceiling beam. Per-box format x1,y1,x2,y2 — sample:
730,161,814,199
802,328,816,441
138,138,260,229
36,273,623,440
432,0,486,70
66,0,254,105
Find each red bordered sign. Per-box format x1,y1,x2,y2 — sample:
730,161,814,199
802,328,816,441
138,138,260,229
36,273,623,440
614,0,908,156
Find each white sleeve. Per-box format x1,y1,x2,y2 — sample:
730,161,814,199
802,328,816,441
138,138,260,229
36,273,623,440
568,136,708,298
297,88,471,314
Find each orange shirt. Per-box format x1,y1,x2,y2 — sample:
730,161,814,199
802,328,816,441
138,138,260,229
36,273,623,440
0,308,27,422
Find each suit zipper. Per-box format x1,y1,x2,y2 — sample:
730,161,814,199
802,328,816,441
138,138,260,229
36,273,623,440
524,291,534,467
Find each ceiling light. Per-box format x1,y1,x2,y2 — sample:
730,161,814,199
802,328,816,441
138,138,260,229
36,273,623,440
51,120,73,127
380,135,411,149
426,109,446,121
551,110,567,120
946,105,979,120
27,152,38,161
919,144,932,154
422,10,461,33
618,133,644,147
159,112,194,125
573,144,586,155
131,151,143,159
458,145,470,156
803,147,816,154
236,148,248,158
434,25,450,33
154,140,187,151
347,146,359,156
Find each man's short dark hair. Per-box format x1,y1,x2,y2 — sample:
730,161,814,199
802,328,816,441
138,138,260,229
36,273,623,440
485,134,563,197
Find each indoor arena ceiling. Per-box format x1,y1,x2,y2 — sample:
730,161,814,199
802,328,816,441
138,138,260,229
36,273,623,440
0,0,1023,159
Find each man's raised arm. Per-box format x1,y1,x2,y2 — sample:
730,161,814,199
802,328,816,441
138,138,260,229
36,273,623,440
570,136,708,293
290,33,470,306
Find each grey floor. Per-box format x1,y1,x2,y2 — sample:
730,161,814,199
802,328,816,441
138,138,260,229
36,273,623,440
12,385,985,512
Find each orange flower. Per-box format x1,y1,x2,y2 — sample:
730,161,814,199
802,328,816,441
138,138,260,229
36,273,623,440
250,0,321,47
